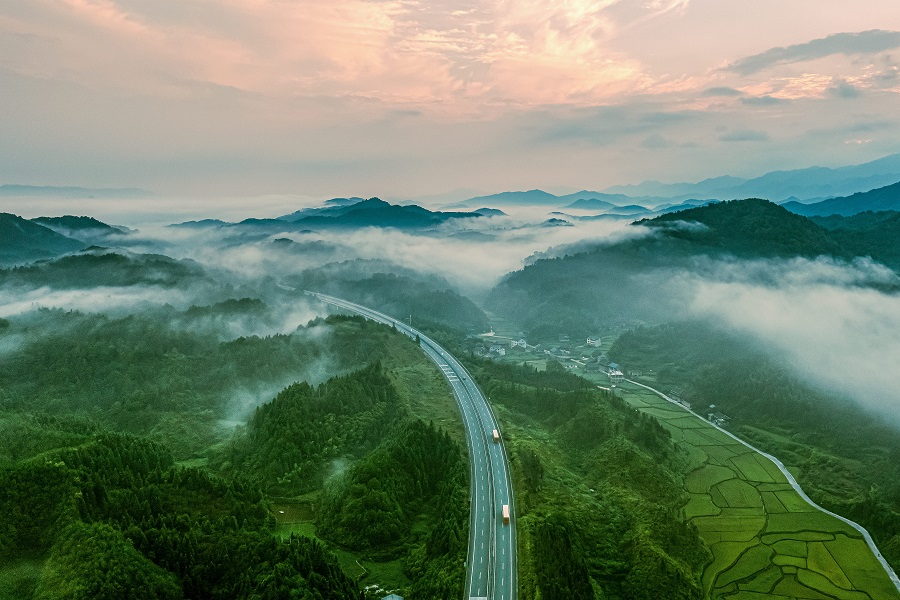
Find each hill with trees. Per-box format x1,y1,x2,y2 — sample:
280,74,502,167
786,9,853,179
0,213,84,266
782,180,900,216
489,198,895,339
30,216,129,243
0,431,359,599
218,363,404,495
290,261,490,332
811,210,900,271
0,251,211,290
639,198,844,258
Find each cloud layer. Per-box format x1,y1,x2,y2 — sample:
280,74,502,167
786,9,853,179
726,30,900,76
676,257,900,423
1,1,899,197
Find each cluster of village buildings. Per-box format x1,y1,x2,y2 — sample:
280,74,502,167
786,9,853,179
470,332,731,428
470,334,628,378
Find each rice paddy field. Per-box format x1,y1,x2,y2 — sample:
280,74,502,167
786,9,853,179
619,381,900,600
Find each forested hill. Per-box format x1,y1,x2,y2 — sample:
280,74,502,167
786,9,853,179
0,251,211,289
489,198,895,338
290,262,490,332
219,362,404,495
0,213,84,266
217,363,470,599
640,198,844,258
0,431,359,599
811,210,900,271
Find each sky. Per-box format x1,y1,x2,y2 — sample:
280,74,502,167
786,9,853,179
2,0,900,201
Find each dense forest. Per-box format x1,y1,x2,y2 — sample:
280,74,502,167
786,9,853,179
218,363,404,495
219,360,469,598
0,310,412,458
610,321,900,571
811,210,900,271
490,199,900,339
0,428,359,599
0,309,468,599
319,420,469,598
460,356,710,599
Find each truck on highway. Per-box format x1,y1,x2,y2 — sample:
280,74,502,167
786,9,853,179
492,429,500,443
502,504,510,525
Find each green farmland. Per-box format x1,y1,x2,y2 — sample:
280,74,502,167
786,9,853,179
619,382,900,600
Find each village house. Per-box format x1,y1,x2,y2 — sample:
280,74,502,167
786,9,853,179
607,362,624,383
707,412,731,427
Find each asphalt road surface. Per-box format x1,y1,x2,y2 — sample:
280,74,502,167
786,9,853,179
308,292,517,600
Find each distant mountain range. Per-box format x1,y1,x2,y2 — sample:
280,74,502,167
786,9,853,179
0,184,149,198
447,190,671,209
604,153,900,202
564,198,617,211
175,198,484,232
443,153,900,210
781,181,900,217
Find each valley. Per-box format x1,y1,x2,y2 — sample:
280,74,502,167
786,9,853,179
2,183,900,600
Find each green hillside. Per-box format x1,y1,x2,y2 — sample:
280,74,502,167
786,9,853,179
489,198,891,339
0,213,84,266
641,198,844,258
811,210,900,271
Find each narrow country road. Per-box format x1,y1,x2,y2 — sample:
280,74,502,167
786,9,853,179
626,378,900,594
308,292,517,600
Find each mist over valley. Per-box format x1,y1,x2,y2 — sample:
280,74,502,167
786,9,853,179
4,2,900,596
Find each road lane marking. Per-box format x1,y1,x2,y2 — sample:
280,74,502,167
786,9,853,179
310,295,517,600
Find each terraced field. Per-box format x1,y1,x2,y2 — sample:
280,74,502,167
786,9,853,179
619,382,900,600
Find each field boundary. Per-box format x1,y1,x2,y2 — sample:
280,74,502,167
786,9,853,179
626,378,900,594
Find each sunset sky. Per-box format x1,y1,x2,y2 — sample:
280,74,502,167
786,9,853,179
2,1,900,200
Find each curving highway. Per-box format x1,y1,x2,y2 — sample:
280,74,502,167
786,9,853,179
307,292,517,600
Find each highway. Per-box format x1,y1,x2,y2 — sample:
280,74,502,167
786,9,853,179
307,292,517,600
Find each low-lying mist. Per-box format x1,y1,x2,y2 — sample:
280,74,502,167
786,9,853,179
670,256,900,424
8,199,900,428
0,285,195,319
122,210,640,295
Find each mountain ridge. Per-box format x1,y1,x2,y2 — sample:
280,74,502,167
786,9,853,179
782,180,900,217
604,153,900,202
0,213,85,266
